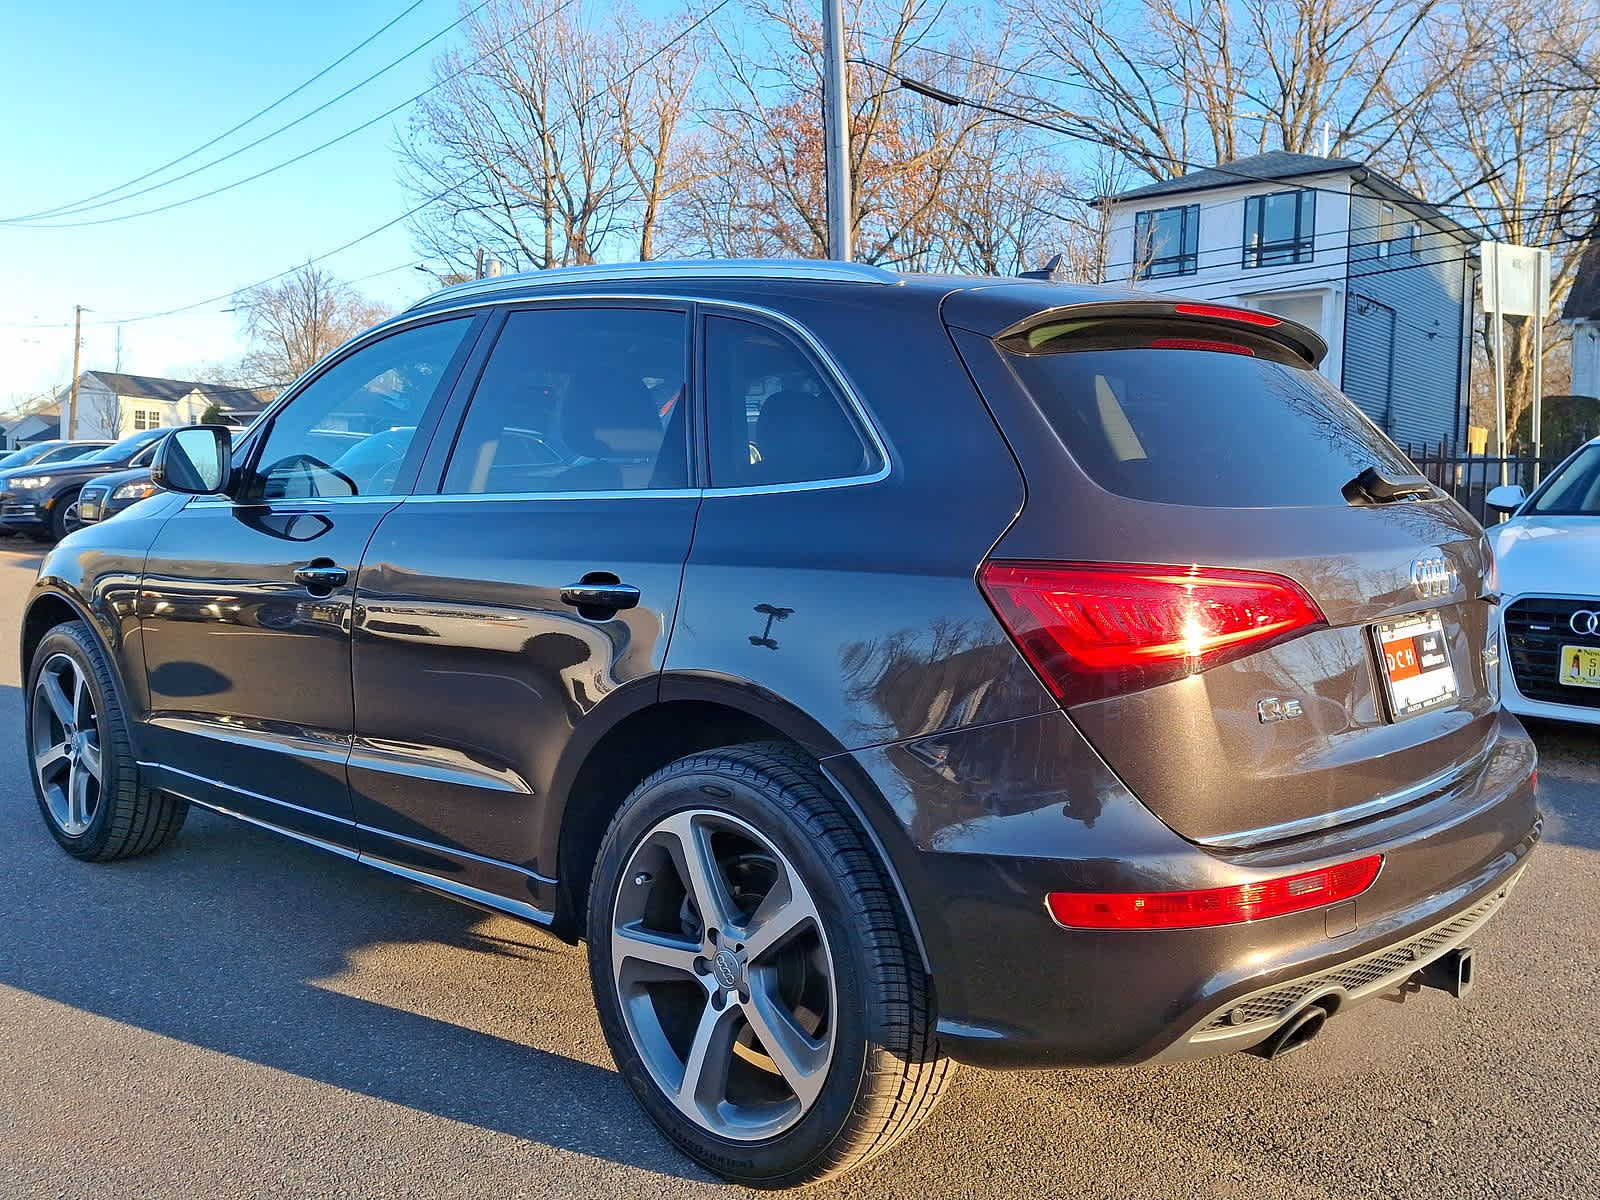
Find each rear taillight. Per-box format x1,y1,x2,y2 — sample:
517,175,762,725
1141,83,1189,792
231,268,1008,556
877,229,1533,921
1046,856,1383,930
979,562,1325,706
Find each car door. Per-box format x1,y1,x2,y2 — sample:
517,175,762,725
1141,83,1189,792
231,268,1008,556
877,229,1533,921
348,302,698,911
136,314,484,849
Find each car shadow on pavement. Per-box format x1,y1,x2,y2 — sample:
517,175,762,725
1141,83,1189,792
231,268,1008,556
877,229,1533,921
0,712,708,1183
0,541,46,571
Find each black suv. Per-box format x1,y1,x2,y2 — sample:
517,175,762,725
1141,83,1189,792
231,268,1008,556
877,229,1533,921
21,261,1538,1187
1,427,169,540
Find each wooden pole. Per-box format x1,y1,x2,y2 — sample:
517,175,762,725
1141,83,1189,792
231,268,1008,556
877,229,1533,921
66,305,83,439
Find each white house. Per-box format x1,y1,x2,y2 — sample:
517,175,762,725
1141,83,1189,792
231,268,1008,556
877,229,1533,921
1098,151,1480,450
57,372,272,440
1561,239,1599,401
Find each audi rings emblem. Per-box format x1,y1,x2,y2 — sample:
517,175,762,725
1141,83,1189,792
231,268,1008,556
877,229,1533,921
1571,610,1600,637
1409,554,1458,600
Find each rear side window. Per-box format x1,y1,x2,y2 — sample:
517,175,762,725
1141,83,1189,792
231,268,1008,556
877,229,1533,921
705,314,881,487
1000,322,1415,507
443,307,688,495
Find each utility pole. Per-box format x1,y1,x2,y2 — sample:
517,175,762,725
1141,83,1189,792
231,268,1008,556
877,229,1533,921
66,305,83,439
474,246,486,280
822,0,853,261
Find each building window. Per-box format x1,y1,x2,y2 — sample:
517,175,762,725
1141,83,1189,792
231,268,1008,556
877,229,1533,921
132,408,162,431
1133,204,1200,278
1376,203,1418,258
1243,189,1316,268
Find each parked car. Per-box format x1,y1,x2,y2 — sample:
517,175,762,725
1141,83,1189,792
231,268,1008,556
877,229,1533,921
0,427,168,540
20,261,1539,1187
0,439,113,472
1485,436,1600,726
75,428,240,527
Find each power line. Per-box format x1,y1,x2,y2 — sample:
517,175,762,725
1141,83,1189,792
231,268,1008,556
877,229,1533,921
3,0,733,332
6,0,500,228
0,0,433,224
860,57,1565,222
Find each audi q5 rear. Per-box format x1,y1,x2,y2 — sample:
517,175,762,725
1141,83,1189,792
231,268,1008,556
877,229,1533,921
22,262,1538,1188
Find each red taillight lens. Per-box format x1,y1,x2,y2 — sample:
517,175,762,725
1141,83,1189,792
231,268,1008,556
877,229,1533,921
979,562,1326,706
1046,856,1383,930
1173,301,1281,327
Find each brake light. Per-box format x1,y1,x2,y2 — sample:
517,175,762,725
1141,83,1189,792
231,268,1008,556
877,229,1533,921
979,562,1325,706
1148,337,1255,356
1046,856,1382,930
1173,301,1281,327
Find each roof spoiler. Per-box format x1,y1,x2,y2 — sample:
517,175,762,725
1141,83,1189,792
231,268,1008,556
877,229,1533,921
993,299,1327,366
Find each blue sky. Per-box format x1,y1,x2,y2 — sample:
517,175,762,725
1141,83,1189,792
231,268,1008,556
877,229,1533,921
0,0,472,407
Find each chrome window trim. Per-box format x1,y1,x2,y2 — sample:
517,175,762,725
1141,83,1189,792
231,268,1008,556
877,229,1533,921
408,258,901,311
197,292,894,510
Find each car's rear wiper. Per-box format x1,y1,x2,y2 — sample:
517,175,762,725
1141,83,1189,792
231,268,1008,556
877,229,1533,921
1342,465,1434,506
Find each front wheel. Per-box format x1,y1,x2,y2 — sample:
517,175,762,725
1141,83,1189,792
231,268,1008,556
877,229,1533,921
50,492,81,541
587,743,952,1187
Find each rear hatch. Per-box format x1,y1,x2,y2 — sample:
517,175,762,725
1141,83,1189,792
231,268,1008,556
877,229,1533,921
947,298,1499,849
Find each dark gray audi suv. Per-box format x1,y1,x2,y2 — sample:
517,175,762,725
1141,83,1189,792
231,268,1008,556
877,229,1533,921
20,260,1539,1187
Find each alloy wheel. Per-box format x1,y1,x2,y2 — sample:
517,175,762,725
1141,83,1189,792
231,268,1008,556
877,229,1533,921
610,808,836,1141
31,653,103,836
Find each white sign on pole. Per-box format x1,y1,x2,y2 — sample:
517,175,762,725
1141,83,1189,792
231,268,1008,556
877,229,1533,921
1479,242,1552,484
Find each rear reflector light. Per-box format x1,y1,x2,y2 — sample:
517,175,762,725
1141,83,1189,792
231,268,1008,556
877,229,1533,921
979,562,1326,706
1047,856,1383,930
1173,301,1281,327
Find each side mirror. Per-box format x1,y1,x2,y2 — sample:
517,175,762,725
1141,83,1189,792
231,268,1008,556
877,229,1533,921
1485,484,1526,513
151,426,232,495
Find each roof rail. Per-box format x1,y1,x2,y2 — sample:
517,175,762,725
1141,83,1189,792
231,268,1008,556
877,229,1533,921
407,258,902,310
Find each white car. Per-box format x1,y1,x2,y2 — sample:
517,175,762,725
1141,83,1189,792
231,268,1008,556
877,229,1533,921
1485,436,1600,726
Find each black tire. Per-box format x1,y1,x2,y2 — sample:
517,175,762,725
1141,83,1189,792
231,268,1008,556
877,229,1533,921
49,491,80,541
25,621,188,860
587,742,953,1188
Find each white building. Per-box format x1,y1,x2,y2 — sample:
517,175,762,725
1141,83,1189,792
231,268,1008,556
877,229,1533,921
1098,151,1479,450
1561,240,1600,401
56,372,271,440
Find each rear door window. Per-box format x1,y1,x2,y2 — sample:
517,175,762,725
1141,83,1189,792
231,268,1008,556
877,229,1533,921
441,306,689,494
1000,321,1415,507
704,314,881,487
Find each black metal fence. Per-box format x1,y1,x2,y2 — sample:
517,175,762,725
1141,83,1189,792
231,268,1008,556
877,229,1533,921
1401,440,1577,524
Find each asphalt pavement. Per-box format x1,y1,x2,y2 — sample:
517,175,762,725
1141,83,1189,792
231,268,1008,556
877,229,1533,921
0,541,1594,1199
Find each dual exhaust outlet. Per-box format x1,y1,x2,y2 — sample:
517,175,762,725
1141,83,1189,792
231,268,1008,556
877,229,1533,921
1250,947,1476,1062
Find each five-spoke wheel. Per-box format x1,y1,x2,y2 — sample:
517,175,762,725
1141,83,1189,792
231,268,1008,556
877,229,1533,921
31,652,103,836
610,808,835,1141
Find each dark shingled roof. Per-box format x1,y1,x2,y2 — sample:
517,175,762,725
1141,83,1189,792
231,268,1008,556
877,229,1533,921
82,371,271,413
1109,151,1364,202
1561,240,1600,322
80,371,272,412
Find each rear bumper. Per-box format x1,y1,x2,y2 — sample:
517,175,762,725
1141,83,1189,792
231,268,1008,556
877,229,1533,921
835,707,1540,1069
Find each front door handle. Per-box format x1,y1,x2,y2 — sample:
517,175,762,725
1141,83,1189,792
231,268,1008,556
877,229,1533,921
561,577,640,614
294,561,349,591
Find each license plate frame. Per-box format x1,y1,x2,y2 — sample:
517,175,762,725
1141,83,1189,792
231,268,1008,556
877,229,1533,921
1373,610,1460,721
1557,643,1600,689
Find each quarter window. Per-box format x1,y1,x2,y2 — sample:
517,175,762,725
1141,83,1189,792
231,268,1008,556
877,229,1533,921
1243,190,1316,268
1132,204,1200,278
441,307,689,495
704,315,880,488
246,317,474,501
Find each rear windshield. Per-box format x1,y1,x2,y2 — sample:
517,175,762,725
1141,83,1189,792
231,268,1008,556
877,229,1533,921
1001,322,1416,507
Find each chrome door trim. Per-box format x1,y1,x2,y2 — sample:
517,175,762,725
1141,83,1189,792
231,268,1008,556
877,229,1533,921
140,760,359,825
356,853,555,926
357,824,555,884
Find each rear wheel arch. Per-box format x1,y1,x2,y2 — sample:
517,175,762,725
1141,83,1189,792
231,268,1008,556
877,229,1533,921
549,680,931,977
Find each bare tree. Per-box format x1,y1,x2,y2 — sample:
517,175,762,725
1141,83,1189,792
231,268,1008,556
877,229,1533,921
671,0,1076,269
400,0,703,275
1007,0,1449,180
1394,0,1600,442
235,264,390,384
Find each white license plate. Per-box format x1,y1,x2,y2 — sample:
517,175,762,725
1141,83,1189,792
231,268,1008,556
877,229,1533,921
1374,611,1459,720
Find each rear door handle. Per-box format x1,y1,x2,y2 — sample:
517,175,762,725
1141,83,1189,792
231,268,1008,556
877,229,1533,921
561,579,640,614
294,562,349,590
